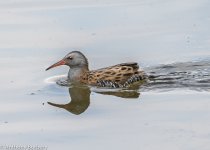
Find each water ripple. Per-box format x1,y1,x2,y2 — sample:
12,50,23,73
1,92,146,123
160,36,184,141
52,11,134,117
143,60,210,92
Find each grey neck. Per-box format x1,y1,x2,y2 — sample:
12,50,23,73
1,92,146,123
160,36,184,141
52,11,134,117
68,66,88,82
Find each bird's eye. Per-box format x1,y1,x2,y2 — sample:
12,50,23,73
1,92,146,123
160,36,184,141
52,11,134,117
67,56,73,60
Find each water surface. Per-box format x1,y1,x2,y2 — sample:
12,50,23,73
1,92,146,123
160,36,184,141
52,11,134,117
0,0,210,150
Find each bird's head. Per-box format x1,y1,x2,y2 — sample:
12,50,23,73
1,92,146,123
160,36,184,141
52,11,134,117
46,51,89,71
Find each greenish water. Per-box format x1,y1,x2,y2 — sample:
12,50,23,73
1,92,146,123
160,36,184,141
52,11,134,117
0,0,210,150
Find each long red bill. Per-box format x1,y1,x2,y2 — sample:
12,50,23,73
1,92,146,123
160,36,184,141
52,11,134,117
45,60,66,71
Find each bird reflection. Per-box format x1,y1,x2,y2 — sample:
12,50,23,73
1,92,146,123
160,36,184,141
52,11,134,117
48,85,90,115
48,84,140,115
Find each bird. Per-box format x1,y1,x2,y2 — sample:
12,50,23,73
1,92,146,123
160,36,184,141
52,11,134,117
46,51,147,88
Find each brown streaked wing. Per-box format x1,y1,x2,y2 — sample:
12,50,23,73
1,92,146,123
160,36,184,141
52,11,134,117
88,62,140,85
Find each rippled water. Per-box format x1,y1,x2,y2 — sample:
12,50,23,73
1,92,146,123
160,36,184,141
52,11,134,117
1,0,210,150
144,60,210,91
